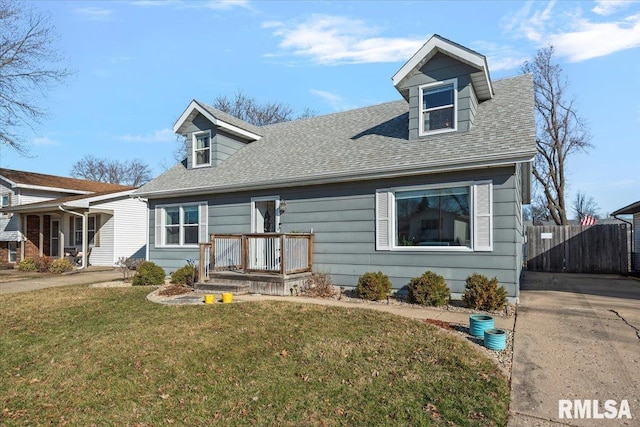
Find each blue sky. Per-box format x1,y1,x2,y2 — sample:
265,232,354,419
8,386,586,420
6,0,640,217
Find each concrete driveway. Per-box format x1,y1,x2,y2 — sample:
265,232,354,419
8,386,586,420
0,267,121,294
509,272,640,426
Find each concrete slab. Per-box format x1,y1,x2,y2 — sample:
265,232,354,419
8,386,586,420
0,268,121,294
508,272,640,426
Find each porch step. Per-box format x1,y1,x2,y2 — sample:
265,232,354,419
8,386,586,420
195,282,251,295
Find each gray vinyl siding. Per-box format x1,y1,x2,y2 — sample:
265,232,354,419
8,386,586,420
401,53,479,139
213,131,246,166
634,213,640,271
183,113,248,169
148,165,522,298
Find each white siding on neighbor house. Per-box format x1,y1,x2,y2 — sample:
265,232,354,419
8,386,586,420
93,196,147,265
89,214,114,266
17,191,60,206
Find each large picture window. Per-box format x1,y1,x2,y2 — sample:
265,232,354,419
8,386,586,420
419,80,457,135
376,181,492,252
156,203,207,247
396,186,470,248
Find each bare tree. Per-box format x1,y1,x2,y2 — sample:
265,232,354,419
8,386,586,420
213,90,297,126
174,91,316,161
572,191,600,220
522,46,591,225
70,155,152,187
0,0,70,153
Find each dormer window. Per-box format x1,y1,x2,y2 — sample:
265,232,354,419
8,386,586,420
193,130,212,167
419,79,457,135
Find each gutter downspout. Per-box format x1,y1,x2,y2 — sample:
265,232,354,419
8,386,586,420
59,206,87,269
613,215,634,273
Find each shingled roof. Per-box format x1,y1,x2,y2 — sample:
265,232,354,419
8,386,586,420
0,168,135,194
136,74,535,199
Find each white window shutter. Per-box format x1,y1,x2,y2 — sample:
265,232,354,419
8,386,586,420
198,203,208,243
473,182,493,251
155,206,163,248
375,190,391,250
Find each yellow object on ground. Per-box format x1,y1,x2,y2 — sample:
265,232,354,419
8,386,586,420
204,294,215,304
222,292,233,303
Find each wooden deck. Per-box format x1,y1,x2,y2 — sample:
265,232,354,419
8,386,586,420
197,233,313,296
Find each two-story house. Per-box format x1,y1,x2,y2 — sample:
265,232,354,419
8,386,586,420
134,35,536,300
0,168,148,268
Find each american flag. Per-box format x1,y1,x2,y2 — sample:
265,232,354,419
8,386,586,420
580,214,597,226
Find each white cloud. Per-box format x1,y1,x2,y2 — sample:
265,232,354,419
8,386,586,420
263,15,424,65
32,137,58,146
120,129,175,143
592,0,636,16
470,41,530,72
502,1,556,43
74,7,114,21
549,14,640,61
130,0,250,10
309,89,353,112
502,1,640,63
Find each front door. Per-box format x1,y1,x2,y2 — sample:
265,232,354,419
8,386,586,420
251,197,280,270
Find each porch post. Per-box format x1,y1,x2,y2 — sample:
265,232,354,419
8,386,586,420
38,214,44,256
81,213,88,269
280,234,285,275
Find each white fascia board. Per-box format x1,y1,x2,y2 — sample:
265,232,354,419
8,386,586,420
173,100,262,141
136,151,536,200
66,190,135,207
11,183,93,195
392,36,493,99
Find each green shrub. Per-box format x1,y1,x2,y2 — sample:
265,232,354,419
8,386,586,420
18,258,37,272
170,264,198,286
132,261,166,286
407,271,450,306
357,271,392,301
50,258,75,274
462,273,508,311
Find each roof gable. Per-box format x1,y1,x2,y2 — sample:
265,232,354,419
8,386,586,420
612,200,640,216
173,100,262,141
392,34,493,102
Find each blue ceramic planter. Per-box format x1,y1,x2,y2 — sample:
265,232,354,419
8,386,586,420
469,314,494,338
484,328,507,350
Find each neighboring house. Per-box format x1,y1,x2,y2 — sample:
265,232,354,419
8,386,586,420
0,168,147,268
612,200,640,272
134,35,536,300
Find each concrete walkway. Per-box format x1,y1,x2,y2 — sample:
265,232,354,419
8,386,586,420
0,267,121,294
508,272,640,426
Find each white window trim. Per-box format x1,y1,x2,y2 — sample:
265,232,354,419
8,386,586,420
156,202,208,248
250,196,281,233
418,79,458,136
192,130,212,168
376,180,492,252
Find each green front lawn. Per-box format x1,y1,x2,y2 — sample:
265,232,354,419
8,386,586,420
0,286,509,426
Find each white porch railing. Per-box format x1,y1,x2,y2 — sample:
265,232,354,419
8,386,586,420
199,233,313,281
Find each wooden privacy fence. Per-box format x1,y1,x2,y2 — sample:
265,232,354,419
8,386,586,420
526,224,628,274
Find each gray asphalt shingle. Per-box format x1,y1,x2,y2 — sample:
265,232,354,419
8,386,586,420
136,74,535,198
